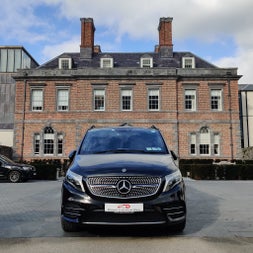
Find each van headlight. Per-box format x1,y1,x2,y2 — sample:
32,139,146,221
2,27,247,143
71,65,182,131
163,170,183,192
65,170,84,192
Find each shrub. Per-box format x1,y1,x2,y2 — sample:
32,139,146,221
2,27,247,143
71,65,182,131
28,159,62,180
179,159,253,180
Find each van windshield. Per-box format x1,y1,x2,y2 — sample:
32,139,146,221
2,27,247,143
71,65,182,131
79,128,169,155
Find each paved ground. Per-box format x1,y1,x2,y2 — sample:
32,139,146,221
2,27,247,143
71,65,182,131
185,180,253,237
0,179,253,252
0,237,252,253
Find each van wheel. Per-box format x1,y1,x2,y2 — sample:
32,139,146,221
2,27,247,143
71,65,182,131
61,217,80,232
9,171,21,183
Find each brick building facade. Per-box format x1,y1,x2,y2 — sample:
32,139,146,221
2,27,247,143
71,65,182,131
13,17,241,161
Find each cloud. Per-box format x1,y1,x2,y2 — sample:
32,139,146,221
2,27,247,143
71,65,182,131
41,37,80,62
1,0,253,83
214,48,253,84
0,0,48,43
44,0,253,41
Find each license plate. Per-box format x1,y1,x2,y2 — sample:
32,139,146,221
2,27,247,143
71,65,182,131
105,203,143,213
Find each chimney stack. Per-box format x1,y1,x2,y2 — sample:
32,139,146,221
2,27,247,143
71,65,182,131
157,17,173,57
80,18,95,58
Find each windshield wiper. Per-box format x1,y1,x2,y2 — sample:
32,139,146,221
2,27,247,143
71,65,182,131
94,148,146,154
93,149,165,154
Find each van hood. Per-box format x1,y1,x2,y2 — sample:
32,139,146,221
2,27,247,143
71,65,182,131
71,153,178,177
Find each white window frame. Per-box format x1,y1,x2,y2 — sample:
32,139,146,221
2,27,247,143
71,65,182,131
59,58,72,69
190,128,221,156
31,89,43,111
141,57,153,68
210,89,222,111
100,58,113,68
57,133,63,155
213,133,220,155
43,127,55,156
182,57,195,68
185,89,196,111
121,89,133,111
148,88,160,111
190,133,197,155
33,128,64,156
57,88,69,111
34,133,40,155
94,89,105,111
199,127,211,156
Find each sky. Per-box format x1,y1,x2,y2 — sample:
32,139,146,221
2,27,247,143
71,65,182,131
0,0,252,84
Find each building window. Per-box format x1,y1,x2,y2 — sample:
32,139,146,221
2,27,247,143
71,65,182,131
190,127,221,156
43,127,54,155
148,89,159,111
34,134,40,155
141,57,153,68
121,89,132,111
59,58,72,69
100,58,113,68
213,133,220,155
57,89,69,111
185,89,196,111
211,89,222,111
31,89,43,111
182,57,195,68
190,133,196,155
94,89,105,111
33,127,64,156
199,127,210,155
57,134,63,155
199,144,209,155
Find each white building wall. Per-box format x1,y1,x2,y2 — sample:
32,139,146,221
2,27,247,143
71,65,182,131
241,90,253,147
0,130,13,147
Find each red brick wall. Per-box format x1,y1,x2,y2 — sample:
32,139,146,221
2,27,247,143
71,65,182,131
14,78,241,160
158,18,173,47
80,18,94,49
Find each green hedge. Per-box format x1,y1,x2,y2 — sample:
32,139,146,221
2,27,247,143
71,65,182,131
179,159,253,180
23,158,253,180
27,159,69,180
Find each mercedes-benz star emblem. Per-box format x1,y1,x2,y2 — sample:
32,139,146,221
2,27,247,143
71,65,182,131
116,179,132,195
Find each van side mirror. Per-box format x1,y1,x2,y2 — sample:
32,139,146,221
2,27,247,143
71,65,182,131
171,150,178,161
68,150,77,162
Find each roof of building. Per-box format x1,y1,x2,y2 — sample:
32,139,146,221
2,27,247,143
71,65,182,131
0,46,39,67
239,84,253,91
34,17,232,72
38,51,217,69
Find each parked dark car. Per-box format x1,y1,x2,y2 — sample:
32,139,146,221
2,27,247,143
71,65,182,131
0,155,36,183
61,125,186,232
